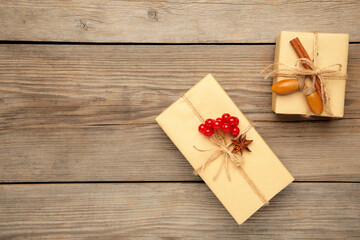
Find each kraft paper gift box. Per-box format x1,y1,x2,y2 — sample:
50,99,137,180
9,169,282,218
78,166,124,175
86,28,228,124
272,31,349,117
156,74,294,224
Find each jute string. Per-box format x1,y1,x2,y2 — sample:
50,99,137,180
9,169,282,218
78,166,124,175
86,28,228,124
261,32,347,116
182,94,268,205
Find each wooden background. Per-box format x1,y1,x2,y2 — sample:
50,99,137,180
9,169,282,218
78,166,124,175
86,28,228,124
0,1,359,239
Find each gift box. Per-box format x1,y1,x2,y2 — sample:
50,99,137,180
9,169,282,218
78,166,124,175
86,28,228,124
156,74,294,224
271,31,349,117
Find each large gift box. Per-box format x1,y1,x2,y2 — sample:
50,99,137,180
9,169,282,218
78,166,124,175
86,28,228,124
156,74,294,224
271,31,349,117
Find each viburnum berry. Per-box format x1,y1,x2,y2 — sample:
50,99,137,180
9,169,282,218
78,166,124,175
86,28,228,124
203,127,213,137
234,117,239,126
198,124,206,133
205,119,214,128
221,123,231,133
228,116,238,127
230,126,240,136
222,113,231,123
212,120,222,130
215,117,223,126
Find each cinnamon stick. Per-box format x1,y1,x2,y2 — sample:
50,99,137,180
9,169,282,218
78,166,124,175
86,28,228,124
290,37,322,97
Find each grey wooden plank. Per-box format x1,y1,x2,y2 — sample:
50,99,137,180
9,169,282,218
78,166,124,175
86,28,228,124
1,121,360,182
0,0,360,43
0,44,358,125
0,44,359,182
0,182,359,239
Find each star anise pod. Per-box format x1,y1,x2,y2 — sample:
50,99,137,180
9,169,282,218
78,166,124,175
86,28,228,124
231,134,253,155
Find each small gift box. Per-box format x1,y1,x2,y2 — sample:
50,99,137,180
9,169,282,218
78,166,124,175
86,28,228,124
156,74,294,224
266,31,349,117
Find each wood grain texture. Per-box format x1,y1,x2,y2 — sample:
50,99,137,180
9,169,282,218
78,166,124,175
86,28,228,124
1,0,360,43
0,183,359,239
1,44,360,182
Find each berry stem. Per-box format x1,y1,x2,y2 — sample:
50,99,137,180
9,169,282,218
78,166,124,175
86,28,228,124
215,130,227,145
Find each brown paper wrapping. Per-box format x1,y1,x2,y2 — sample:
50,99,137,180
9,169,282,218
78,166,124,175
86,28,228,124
273,31,349,117
156,74,294,224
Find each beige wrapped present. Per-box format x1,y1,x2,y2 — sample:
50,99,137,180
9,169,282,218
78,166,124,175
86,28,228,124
156,74,294,224
271,31,349,117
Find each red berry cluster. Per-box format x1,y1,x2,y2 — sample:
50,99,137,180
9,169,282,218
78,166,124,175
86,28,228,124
198,113,240,137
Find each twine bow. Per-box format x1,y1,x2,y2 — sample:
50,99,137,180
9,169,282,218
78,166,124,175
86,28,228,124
261,58,345,105
262,58,343,81
193,125,251,182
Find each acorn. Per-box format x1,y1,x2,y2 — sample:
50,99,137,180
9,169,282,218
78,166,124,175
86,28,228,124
303,86,323,115
272,79,302,95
